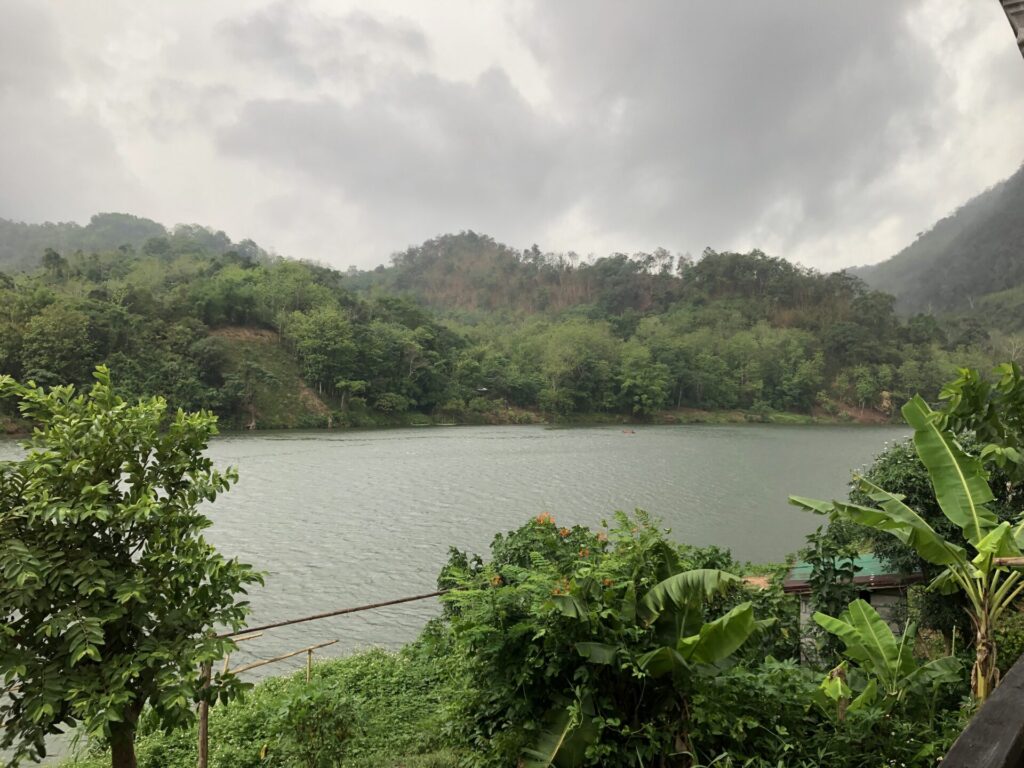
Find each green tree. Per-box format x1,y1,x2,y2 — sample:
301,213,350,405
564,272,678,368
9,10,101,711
940,362,1024,486
20,304,96,386
0,368,261,767
617,343,669,416
282,307,357,396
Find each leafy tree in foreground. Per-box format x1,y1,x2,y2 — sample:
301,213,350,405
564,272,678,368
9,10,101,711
792,395,1024,701
940,362,1024,489
0,367,261,767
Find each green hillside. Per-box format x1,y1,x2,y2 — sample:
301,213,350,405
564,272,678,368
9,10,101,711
853,163,1024,315
0,217,999,428
211,327,331,429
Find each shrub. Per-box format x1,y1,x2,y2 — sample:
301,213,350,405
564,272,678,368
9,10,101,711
272,680,357,767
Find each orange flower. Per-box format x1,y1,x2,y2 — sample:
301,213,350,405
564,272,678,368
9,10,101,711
596,532,608,542
490,574,503,587
579,548,590,558
602,578,613,587
536,512,555,525
559,527,571,538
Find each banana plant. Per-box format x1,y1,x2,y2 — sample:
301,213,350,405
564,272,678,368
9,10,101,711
812,599,961,715
791,394,1023,701
635,569,773,676
526,569,769,767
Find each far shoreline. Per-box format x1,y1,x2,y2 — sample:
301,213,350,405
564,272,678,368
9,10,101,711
0,404,899,441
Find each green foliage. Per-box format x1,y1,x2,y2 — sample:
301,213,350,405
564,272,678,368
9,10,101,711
0,221,989,428
61,642,469,768
0,367,261,765
273,680,357,767
812,599,962,713
940,362,1024,485
844,435,1017,644
440,511,770,767
994,609,1024,676
60,511,969,768
688,658,964,767
792,394,1024,701
797,528,860,664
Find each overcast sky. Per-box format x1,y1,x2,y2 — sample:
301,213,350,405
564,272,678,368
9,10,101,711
2,1,1023,271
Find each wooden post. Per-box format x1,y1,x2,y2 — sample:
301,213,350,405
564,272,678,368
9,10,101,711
198,662,211,768
306,649,313,684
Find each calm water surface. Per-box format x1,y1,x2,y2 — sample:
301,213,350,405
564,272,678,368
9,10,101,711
1,423,907,681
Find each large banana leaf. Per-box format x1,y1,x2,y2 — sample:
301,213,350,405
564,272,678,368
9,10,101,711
853,477,968,566
638,569,739,625
927,568,963,595
575,642,618,665
637,645,689,678
679,601,756,665
815,600,908,692
522,703,597,768
903,656,963,690
846,599,915,687
848,679,878,713
972,521,1022,566
903,395,997,544
790,484,965,568
812,610,868,664
522,711,576,768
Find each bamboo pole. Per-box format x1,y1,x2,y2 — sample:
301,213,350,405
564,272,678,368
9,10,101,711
228,640,338,676
219,591,446,638
220,631,264,674
995,557,1024,567
306,649,313,684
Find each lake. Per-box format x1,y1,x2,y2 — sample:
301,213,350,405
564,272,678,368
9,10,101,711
0,422,907,680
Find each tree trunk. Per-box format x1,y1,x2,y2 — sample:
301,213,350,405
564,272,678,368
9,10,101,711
110,725,137,768
973,610,998,701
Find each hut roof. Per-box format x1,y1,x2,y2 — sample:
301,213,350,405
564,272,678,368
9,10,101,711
782,553,924,595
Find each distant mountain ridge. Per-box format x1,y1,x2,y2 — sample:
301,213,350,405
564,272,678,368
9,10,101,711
852,163,1024,315
0,213,263,273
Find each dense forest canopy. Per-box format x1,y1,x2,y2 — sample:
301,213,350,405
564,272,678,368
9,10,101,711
0,218,999,430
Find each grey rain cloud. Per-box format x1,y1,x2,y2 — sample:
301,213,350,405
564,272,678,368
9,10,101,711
2,0,1023,271
0,1,142,223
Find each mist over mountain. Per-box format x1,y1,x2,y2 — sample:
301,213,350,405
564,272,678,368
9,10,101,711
852,163,1024,317
0,213,265,273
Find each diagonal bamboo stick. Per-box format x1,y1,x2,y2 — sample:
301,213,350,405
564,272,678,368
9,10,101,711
228,639,339,676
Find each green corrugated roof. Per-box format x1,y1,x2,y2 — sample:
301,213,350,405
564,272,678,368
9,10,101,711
787,553,892,582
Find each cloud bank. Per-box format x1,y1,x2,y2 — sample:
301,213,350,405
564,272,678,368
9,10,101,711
2,0,1023,270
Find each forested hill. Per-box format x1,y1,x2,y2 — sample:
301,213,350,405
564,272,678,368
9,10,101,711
0,212,266,273
0,218,996,431
347,232,875,321
346,232,685,314
852,163,1024,316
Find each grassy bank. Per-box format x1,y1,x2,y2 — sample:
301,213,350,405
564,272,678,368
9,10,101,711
60,638,468,768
